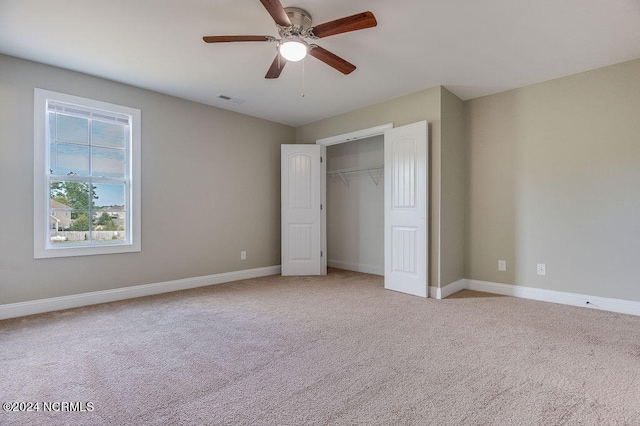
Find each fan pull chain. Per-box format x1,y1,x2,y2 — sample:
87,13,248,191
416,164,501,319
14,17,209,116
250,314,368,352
301,57,305,98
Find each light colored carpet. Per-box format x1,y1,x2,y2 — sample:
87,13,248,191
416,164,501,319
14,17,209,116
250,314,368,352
1,269,639,425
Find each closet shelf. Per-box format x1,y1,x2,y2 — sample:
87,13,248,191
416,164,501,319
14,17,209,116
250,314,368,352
327,164,384,187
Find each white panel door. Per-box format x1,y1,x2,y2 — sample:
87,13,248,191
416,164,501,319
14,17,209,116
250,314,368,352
384,121,428,297
281,144,323,276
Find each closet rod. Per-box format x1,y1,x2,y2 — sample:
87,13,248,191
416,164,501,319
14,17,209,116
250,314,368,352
326,164,383,176
327,164,384,187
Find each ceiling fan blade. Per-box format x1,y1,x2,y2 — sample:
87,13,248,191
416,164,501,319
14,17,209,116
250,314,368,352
265,54,287,79
308,46,356,75
259,0,291,27
203,35,273,43
310,11,377,38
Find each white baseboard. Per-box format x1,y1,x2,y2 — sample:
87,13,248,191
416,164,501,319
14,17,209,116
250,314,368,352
430,278,467,300
328,259,384,276
0,265,281,321
465,279,640,317
5,268,638,320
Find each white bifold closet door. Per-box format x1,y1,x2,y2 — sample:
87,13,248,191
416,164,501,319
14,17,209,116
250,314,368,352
384,121,429,297
281,144,325,276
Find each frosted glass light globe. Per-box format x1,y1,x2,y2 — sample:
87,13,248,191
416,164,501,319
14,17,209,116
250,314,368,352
279,39,308,62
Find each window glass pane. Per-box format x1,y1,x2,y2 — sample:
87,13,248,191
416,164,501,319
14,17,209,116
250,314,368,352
50,181,92,211
54,143,90,176
92,147,125,178
49,143,55,173
93,211,126,240
50,215,87,245
93,184,126,243
65,212,92,245
92,121,126,148
94,183,125,208
56,114,89,144
49,195,91,244
49,198,73,244
68,212,91,231
49,112,56,142
93,183,127,242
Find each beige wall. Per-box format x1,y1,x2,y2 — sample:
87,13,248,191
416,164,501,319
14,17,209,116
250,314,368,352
4,50,637,307
440,88,467,286
466,58,640,302
0,54,294,305
296,87,448,288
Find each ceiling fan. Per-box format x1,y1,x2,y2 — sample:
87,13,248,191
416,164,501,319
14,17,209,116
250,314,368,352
202,0,377,79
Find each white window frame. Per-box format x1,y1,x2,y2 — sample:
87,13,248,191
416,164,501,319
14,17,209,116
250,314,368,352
34,88,141,258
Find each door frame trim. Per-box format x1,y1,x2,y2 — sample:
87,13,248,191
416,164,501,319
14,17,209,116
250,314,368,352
315,123,393,276
315,123,393,147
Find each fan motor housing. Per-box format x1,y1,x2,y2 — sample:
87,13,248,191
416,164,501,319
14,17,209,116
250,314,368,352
284,7,312,29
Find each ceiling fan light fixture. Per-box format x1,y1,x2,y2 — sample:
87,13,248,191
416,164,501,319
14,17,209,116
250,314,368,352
278,37,308,62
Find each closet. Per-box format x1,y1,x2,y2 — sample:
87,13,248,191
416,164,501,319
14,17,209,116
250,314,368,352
282,121,427,296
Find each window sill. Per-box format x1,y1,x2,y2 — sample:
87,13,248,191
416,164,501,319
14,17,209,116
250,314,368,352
34,241,140,259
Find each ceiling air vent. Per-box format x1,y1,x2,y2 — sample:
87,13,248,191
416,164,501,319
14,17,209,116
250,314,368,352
217,95,246,104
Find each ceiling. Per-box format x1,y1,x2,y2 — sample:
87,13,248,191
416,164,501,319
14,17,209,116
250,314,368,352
1,0,639,127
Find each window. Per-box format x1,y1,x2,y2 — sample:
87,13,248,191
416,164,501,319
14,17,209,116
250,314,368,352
34,89,141,258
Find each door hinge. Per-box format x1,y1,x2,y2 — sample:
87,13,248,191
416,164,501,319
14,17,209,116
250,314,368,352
320,204,323,210
321,251,323,258
320,157,323,163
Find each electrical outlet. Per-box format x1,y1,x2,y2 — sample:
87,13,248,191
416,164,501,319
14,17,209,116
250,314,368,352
498,260,507,271
240,251,247,261
537,263,546,276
